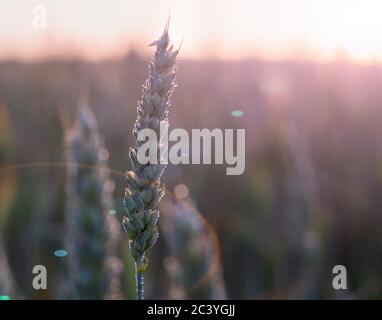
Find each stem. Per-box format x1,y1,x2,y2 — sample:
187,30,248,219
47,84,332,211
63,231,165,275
135,262,144,300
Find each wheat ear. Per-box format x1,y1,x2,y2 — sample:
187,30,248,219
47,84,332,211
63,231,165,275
161,198,227,299
65,103,121,299
122,21,179,300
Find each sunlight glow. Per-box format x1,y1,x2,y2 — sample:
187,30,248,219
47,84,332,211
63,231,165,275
0,0,381,62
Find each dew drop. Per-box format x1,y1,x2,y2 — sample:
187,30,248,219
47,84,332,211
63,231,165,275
54,249,68,257
231,110,244,117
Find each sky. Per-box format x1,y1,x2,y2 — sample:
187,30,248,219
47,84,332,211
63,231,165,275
1,0,382,61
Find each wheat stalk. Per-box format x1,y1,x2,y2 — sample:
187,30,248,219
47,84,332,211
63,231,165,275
65,102,121,299
122,21,179,300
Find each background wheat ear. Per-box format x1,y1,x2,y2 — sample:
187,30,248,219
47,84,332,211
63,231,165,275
64,102,122,299
122,21,179,300
160,197,227,300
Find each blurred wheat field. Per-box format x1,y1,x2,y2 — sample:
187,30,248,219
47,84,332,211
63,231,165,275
1,54,382,299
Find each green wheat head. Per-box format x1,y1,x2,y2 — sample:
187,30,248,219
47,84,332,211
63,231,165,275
65,103,121,299
122,21,179,298
161,198,227,300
